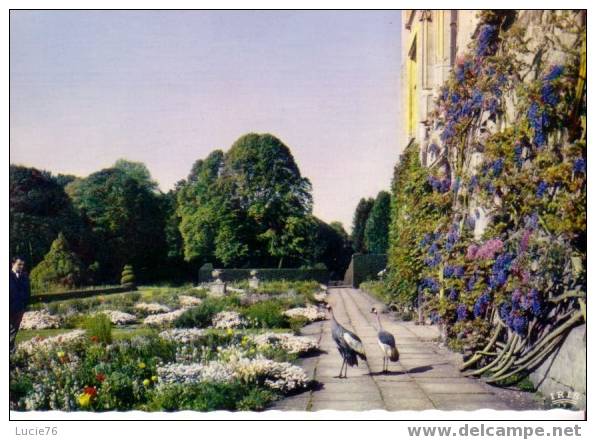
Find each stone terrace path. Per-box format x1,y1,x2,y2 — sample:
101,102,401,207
272,287,539,412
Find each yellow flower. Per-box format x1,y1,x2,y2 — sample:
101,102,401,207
57,351,65,358
143,379,151,387
138,362,146,369
78,393,91,408
151,375,158,382
226,329,234,336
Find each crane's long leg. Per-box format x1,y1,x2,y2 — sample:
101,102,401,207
337,359,346,378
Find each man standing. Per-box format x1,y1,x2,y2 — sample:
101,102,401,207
9,256,30,353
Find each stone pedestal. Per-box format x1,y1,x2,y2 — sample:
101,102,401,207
248,277,259,290
210,278,227,296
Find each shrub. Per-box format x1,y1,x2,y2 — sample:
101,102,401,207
288,316,309,335
145,382,276,412
30,233,88,292
121,265,136,285
84,313,113,344
243,300,288,328
174,296,240,329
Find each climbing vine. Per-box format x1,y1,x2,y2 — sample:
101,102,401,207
388,10,586,384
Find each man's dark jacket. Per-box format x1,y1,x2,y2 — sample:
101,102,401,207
9,271,30,316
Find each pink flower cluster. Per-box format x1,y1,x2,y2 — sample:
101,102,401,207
466,239,504,261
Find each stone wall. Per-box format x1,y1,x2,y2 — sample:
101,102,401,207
530,324,586,410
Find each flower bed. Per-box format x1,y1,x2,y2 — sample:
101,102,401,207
20,310,62,330
143,308,187,326
211,311,246,329
283,306,326,322
97,310,137,325
135,302,171,314
248,332,319,354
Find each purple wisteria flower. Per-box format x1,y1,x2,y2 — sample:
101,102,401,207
448,288,459,301
473,292,491,318
456,304,468,321
536,181,548,198
470,238,504,260
476,24,498,56
489,252,515,290
544,65,564,81
574,158,586,174
491,158,504,177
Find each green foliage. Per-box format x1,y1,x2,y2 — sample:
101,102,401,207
84,313,113,344
30,233,88,292
312,219,353,280
386,142,448,307
70,167,167,282
174,296,240,329
364,191,391,254
145,382,276,412
120,265,136,285
9,165,87,268
177,134,317,268
351,197,374,253
243,300,288,328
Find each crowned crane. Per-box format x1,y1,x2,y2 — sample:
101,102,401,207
371,307,399,373
328,305,367,378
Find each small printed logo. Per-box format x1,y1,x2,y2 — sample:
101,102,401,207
547,390,581,409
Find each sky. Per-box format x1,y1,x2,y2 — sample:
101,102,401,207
10,10,402,230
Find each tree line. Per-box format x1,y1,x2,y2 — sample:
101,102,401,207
10,133,353,289
350,191,391,255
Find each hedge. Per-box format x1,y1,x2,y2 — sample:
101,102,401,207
30,284,137,304
343,253,387,287
198,266,329,284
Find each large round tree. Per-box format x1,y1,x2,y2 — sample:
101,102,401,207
70,167,167,281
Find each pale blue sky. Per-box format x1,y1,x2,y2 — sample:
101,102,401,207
10,10,402,229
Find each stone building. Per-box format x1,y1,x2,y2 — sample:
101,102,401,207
398,9,586,409
399,10,480,159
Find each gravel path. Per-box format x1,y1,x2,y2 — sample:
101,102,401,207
272,287,540,411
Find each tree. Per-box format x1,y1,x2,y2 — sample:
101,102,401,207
9,165,87,267
30,233,88,292
312,219,353,280
225,133,314,267
177,150,226,262
70,167,167,281
351,197,374,253
114,159,158,192
177,134,315,268
364,191,391,254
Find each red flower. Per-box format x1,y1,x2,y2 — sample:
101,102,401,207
90,336,99,343
95,373,106,383
83,386,97,397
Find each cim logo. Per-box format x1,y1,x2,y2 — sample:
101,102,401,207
548,391,581,408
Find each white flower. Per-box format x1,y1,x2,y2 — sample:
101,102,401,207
249,332,319,354
178,295,202,307
157,353,309,393
313,291,328,303
283,306,326,322
20,310,61,330
17,330,86,355
159,328,205,343
96,310,137,325
134,302,171,314
143,308,187,326
212,311,246,329
158,361,234,384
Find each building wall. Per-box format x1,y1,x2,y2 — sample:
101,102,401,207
397,10,586,407
399,10,480,156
